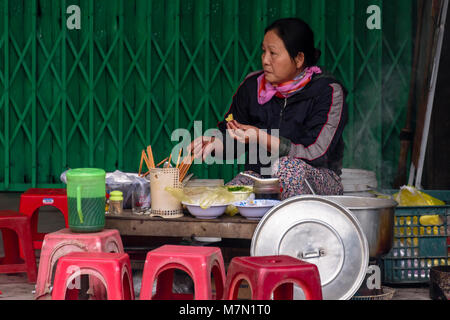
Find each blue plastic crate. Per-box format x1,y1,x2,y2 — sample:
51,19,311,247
380,190,450,284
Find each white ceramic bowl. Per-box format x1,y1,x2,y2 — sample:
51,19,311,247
234,199,281,220
226,185,253,202
182,202,228,219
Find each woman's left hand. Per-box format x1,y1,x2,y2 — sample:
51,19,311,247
226,120,260,144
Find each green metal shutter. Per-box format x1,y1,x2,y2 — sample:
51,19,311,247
0,0,415,191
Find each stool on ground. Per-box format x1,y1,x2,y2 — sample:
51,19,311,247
140,245,226,300
34,228,124,300
51,252,134,300
0,210,37,283
224,255,323,300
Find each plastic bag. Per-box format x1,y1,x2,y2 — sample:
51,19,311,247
225,205,239,216
165,186,239,209
393,185,445,207
128,173,151,213
105,170,150,209
393,186,445,235
224,186,253,216
225,193,256,217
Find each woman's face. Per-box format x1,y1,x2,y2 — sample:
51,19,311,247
261,30,304,86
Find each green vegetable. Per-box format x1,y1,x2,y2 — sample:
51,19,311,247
227,186,248,192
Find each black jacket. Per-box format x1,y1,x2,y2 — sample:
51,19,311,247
217,70,348,177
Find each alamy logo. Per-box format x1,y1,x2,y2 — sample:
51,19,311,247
66,5,81,30
367,5,381,30
66,265,81,290
366,265,381,290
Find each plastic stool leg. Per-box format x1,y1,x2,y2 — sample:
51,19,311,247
108,272,129,300
122,273,133,300
30,209,39,239
1,228,21,264
225,274,248,300
192,272,212,300
52,268,70,300
273,283,294,300
154,269,175,300
18,224,37,282
299,276,323,300
211,264,224,300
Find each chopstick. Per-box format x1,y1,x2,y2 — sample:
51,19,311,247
179,154,193,182
180,163,192,181
147,146,155,168
175,148,182,168
167,153,172,168
142,150,151,171
156,157,168,168
178,160,185,181
138,151,144,176
138,145,194,181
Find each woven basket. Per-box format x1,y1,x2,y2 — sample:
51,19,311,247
351,286,396,300
149,168,184,218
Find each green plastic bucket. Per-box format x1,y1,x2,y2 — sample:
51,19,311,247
66,168,106,233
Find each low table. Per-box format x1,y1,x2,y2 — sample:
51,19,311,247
105,210,259,239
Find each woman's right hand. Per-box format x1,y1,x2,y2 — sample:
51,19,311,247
187,136,224,161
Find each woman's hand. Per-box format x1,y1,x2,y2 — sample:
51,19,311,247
226,120,260,144
187,136,223,161
227,120,281,154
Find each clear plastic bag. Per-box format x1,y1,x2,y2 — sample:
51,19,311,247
105,170,150,210
129,174,151,214
165,186,239,209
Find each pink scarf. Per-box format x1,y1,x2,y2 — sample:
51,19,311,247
257,66,322,105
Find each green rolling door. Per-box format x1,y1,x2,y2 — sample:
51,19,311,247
0,0,415,190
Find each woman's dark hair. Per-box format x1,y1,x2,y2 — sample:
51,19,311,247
265,18,321,66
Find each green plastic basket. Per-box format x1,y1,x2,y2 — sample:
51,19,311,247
381,190,450,284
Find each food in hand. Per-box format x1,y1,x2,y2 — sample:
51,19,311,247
225,113,234,122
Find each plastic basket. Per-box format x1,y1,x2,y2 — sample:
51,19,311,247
381,190,450,284
351,286,396,300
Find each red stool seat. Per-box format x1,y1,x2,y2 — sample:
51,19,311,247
140,245,226,300
34,228,124,300
224,255,323,300
0,210,37,282
52,252,134,300
19,188,69,250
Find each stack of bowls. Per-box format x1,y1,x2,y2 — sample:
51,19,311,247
341,168,378,197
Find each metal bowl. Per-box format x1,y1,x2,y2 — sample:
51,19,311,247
324,196,398,258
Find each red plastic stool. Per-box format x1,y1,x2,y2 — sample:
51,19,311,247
0,210,37,282
19,188,69,250
52,252,134,300
224,255,323,300
34,228,124,300
140,245,226,300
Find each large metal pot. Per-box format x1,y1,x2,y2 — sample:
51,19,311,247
324,196,398,258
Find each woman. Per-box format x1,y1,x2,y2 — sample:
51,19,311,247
189,18,347,200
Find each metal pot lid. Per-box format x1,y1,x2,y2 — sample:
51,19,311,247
250,195,369,300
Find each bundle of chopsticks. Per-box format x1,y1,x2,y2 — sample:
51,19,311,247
138,145,193,182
